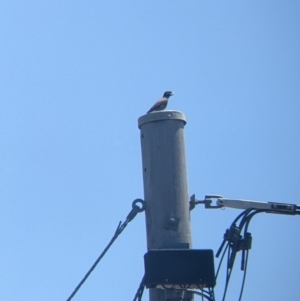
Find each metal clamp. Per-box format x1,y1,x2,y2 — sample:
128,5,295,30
190,194,223,210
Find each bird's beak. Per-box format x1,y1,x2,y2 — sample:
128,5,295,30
171,92,175,95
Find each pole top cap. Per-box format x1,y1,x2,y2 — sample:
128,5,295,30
138,110,186,129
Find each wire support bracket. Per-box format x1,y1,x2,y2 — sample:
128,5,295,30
190,194,300,215
190,194,223,210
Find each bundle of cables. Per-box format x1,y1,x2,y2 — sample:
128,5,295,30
215,208,266,301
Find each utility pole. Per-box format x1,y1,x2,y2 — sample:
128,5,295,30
138,111,193,301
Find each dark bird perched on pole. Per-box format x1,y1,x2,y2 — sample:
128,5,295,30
147,91,174,113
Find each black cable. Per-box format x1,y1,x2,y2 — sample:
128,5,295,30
66,200,145,301
237,210,263,300
227,209,264,271
65,222,125,301
231,209,252,227
200,287,216,301
133,275,145,301
222,248,230,301
175,290,185,301
218,207,291,301
238,209,264,231
192,289,215,301
164,288,215,301
238,250,249,301
216,209,252,265
243,210,264,233
215,243,229,280
221,245,233,301
208,287,216,301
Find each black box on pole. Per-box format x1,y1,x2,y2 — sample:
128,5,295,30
144,249,216,289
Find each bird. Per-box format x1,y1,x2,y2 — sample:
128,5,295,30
147,91,174,113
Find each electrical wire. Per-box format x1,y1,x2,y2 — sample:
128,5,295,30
65,222,126,301
215,243,229,280
214,198,300,301
236,210,258,300
192,289,215,301
208,287,216,301
200,287,216,301
65,200,145,301
238,250,249,301
173,289,215,301
175,290,185,301
216,208,267,301
243,210,263,233
231,209,252,227
133,275,145,301
221,245,234,301
238,209,263,231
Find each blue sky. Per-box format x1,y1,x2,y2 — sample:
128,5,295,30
1,1,299,300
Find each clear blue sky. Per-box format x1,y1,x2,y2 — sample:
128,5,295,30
1,1,299,300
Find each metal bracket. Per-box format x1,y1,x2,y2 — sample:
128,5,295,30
189,194,223,211
165,216,180,231
190,194,300,215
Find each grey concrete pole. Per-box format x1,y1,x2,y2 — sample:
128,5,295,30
138,111,193,301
